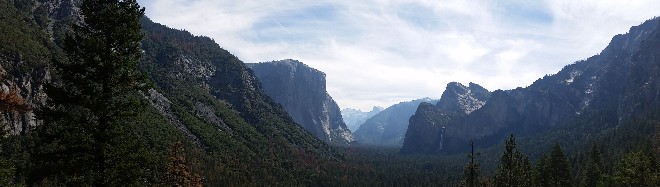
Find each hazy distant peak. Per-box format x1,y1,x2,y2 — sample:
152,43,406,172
371,106,384,113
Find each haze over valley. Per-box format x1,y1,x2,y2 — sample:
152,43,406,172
2,0,660,186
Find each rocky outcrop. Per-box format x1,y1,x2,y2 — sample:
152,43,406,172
0,66,48,135
0,0,62,135
353,98,436,146
247,59,355,145
400,82,490,154
437,82,491,114
341,106,383,132
144,89,204,148
402,17,660,154
140,19,338,157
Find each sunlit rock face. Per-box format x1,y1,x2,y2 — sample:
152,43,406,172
248,59,355,145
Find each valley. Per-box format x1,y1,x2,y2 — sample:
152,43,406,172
1,0,660,186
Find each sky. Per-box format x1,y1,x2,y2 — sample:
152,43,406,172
137,0,660,111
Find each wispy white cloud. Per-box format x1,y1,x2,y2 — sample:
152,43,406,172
139,0,660,111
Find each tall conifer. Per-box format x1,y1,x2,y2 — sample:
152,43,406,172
493,135,535,187
548,143,571,187
34,0,148,186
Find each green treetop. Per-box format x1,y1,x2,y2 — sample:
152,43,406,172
493,135,535,187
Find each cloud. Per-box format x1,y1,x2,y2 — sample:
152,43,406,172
139,0,660,111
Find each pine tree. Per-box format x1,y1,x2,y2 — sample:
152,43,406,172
547,143,571,187
579,143,603,187
536,154,549,186
493,135,535,187
33,0,148,186
613,150,660,186
462,140,480,187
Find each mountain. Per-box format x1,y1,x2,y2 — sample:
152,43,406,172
341,106,383,132
353,98,436,146
247,59,355,145
400,82,490,154
401,17,660,154
0,1,339,185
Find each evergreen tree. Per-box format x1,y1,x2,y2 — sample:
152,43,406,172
33,0,150,186
493,135,535,187
547,143,572,187
613,150,660,186
462,140,480,187
579,143,603,187
536,154,550,187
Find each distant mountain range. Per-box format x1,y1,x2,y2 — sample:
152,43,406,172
341,107,383,132
353,98,437,146
401,17,660,155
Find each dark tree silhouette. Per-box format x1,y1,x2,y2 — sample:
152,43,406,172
493,135,535,187
33,0,148,186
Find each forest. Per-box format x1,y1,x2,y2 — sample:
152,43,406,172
1,0,660,186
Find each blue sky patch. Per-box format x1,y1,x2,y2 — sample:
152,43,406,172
396,3,446,31
242,3,342,44
494,1,554,26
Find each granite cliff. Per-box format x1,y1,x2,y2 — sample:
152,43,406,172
401,82,490,154
247,59,355,145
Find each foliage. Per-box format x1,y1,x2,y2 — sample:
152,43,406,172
537,143,572,187
461,141,481,187
493,135,535,187
138,16,345,185
613,149,660,186
0,82,30,113
31,0,154,186
578,143,604,187
0,54,27,187
0,0,55,73
165,141,202,187
316,146,464,186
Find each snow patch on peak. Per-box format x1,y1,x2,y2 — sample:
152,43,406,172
563,70,582,85
440,82,489,114
456,91,486,114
